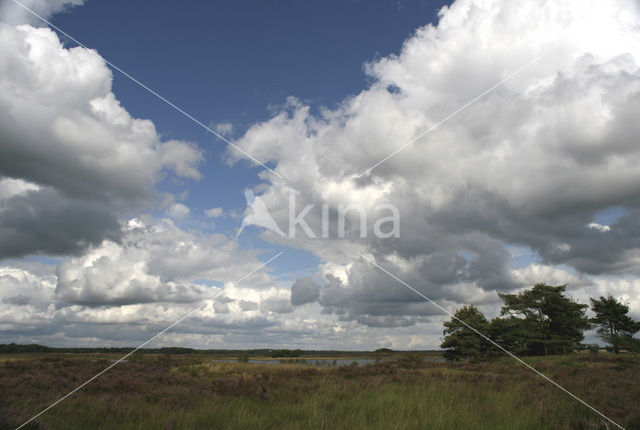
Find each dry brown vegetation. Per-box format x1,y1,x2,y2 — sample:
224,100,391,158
0,352,638,429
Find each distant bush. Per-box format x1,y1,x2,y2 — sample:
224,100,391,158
0,343,52,354
270,349,303,358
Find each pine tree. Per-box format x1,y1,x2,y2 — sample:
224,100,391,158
441,305,490,361
590,295,640,353
498,284,589,355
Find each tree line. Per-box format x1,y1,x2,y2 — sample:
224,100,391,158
441,283,640,361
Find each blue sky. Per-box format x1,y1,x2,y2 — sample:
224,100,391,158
1,0,640,350
52,0,449,275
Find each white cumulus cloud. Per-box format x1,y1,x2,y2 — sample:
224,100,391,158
0,22,203,258
229,0,640,326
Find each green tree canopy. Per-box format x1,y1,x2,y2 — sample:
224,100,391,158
498,284,589,355
488,316,528,355
590,295,640,353
440,305,491,361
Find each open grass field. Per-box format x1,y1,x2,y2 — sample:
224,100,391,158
1,352,638,429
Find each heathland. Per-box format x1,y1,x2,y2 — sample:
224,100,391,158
1,350,638,429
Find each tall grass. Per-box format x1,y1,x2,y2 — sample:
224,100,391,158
1,353,638,429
